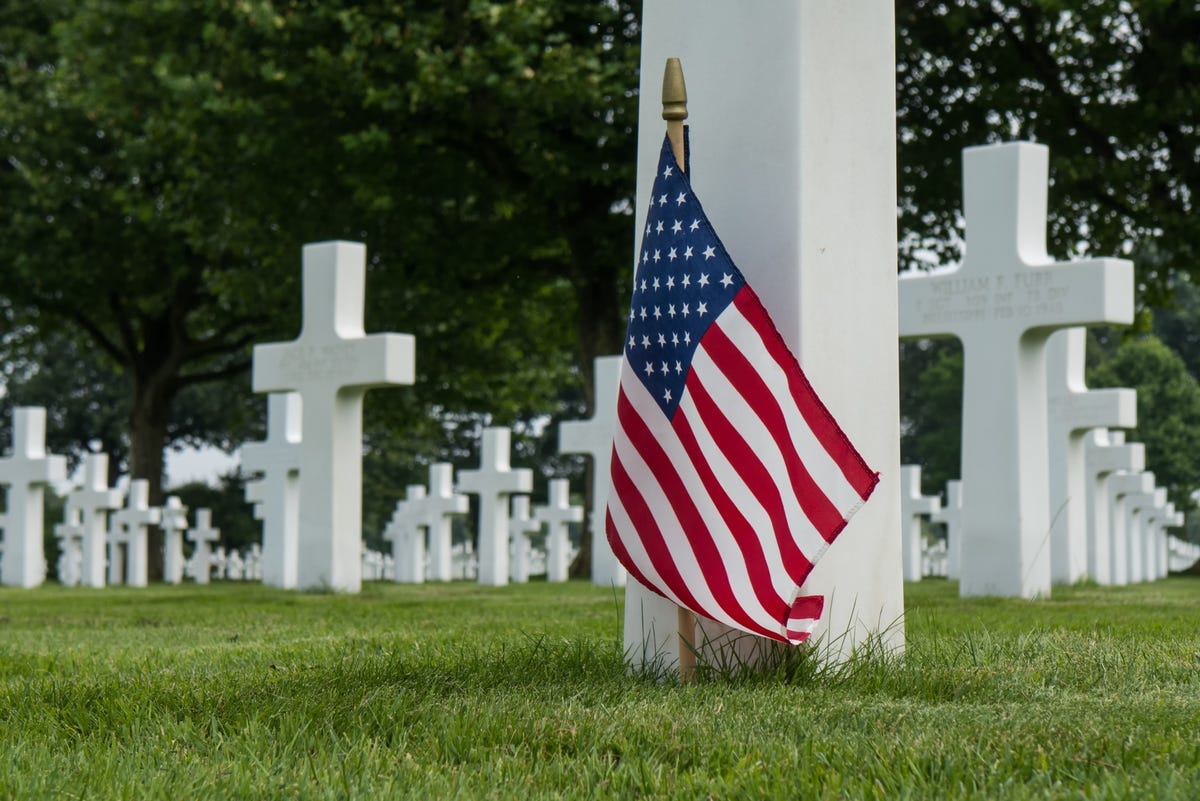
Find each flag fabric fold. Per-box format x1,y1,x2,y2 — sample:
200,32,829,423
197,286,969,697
605,132,879,645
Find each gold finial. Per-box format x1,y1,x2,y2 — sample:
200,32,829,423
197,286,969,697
662,58,688,173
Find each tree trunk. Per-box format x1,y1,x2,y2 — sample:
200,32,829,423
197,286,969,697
129,373,172,581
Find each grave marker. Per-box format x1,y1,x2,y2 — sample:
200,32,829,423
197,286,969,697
241,392,302,589
187,508,220,585
0,407,67,588
1124,486,1163,584
1107,471,1153,586
457,427,532,586
67,452,124,589
1045,328,1136,584
899,466,940,583
930,480,964,580
160,495,190,585
534,479,583,583
899,142,1134,597
110,479,161,588
54,506,84,587
559,355,625,587
383,486,426,583
508,495,540,584
1084,430,1144,585
253,241,415,592
421,463,468,582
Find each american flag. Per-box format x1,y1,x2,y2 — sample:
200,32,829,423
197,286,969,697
605,133,879,645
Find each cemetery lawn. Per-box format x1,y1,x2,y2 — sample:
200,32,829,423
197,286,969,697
2,580,1198,800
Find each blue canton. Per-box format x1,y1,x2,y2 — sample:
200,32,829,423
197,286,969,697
624,134,746,419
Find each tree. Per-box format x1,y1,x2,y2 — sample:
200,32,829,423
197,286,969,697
897,0,1200,310
1,1,641,577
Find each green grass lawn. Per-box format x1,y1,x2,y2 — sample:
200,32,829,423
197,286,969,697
2,578,1198,800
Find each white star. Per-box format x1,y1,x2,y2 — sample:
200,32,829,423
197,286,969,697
684,331,692,345
652,277,661,290
681,303,690,318
668,304,677,318
629,309,635,322
703,245,716,260
699,273,710,287
657,333,667,346
653,306,662,320
667,247,677,262
652,250,661,264
663,388,672,403
655,220,664,234
663,164,673,178
646,223,651,236
628,335,636,349
660,362,669,376
642,250,648,265
666,276,675,290
682,274,691,288
690,219,701,232
676,192,687,206
640,279,647,292
720,273,734,288
675,361,683,375
671,219,683,234
684,246,694,261
641,335,651,348
697,301,708,316
658,193,668,207
671,333,680,346
644,362,654,376
639,307,647,320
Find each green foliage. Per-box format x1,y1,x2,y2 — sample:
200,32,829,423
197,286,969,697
1088,335,1200,511
897,1,1200,309
2,580,1200,798
900,340,964,494
168,472,260,553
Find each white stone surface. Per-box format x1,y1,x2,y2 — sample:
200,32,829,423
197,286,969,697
899,143,1134,598
1107,471,1153,586
66,453,124,589
160,495,190,585
508,495,540,584
54,506,84,587
421,463,468,582
930,480,964,580
535,478,583,583
457,427,533,587
1084,430,1144,585
241,392,302,589
559,355,626,587
186,508,220,585
245,543,263,580
1125,487,1165,583
227,549,246,580
899,466,940,583
383,485,427,584
0,407,67,588
1045,328,1136,585
110,479,161,588
626,0,904,674
253,241,416,592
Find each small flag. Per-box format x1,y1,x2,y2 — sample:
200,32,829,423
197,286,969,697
605,133,879,645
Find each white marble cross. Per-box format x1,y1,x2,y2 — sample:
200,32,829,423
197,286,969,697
508,495,540,584
253,241,416,592
899,142,1134,598
245,543,263,581
1125,486,1164,584
558,355,626,587
160,495,190,585
930,479,964,580
227,549,246,581
383,485,427,583
1106,471,1153,586
110,479,161,588
0,407,67,588
1084,430,1144,584
457,427,532,587
241,392,302,589
534,478,583,583
54,506,85,587
420,463,468,582
1045,328,1137,585
899,466,941,583
186,508,220,585
65,452,124,589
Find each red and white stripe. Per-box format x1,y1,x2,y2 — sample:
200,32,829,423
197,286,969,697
606,289,878,644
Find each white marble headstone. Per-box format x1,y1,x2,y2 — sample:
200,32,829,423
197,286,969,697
508,495,540,584
899,466,940,583
253,241,416,592
1107,471,1153,586
899,142,1133,598
0,407,67,588
383,485,427,584
534,478,583,584
420,463,468,582
1084,430,1144,585
186,508,220,585
241,392,302,589
66,452,124,589
457,427,533,587
110,479,161,588
54,506,85,587
929,479,964,580
160,495,190,585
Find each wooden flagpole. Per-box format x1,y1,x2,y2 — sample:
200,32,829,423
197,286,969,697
661,57,697,683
